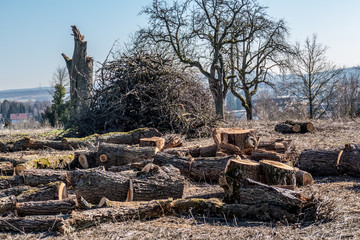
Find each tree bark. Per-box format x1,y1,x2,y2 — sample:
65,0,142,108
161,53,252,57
21,169,67,187
59,199,172,234
0,176,23,190
17,154,76,171
0,215,65,232
0,186,30,199
260,160,296,186
100,128,162,145
16,199,76,216
297,150,339,176
337,144,360,176
11,137,72,151
250,149,288,162
16,181,66,202
97,143,158,168
62,25,93,122
0,195,16,214
0,161,13,175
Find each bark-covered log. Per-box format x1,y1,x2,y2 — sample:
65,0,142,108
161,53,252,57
16,181,66,202
220,129,258,152
97,143,158,168
0,215,65,232
163,146,200,157
11,137,72,151
0,154,29,167
73,151,97,168
0,195,16,214
337,144,360,176
257,139,295,153
100,128,162,145
275,123,301,134
0,161,13,175
260,160,296,186
59,199,171,234
140,137,165,151
62,134,100,149
22,169,67,187
0,186,30,198
297,150,339,176
218,142,243,156
0,176,23,189
66,169,130,204
295,168,314,186
154,152,236,182
16,199,76,216
0,141,7,152
163,134,184,149
18,154,76,171
250,149,287,162
285,120,314,133
132,164,184,201
107,159,154,172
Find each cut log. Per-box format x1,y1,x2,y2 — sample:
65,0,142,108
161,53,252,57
11,137,72,151
260,160,296,186
66,169,129,204
275,123,301,134
220,129,258,152
21,169,67,187
107,159,154,172
0,161,13,175
285,120,314,133
16,181,66,202
199,144,218,157
297,150,339,176
154,152,237,182
337,144,360,176
218,142,243,156
100,128,162,145
0,195,16,214
0,154,30,167
212,127,243,146
163,134,184,149
59,199,171,234
0,176,23,190
250,149,287,162
62,134,100,149
73,151,97,168
18,154,76,170
163,146,200,157
78,154,89,169
97,143,158,168
0,186,30,199
58,182,68,200
294,168,314,186
257,139,295,153
16,199,76,216
0,215,65,232
140,137,165,151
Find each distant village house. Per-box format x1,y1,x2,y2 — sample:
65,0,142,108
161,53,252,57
10,113,28,124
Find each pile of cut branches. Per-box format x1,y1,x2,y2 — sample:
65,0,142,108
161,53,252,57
77,51,215,137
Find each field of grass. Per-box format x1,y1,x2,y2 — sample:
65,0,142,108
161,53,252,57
1,119,360,239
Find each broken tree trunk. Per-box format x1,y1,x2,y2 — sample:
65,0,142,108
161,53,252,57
97,143,158,168
260,160,296,186
59,199,172,234
140,137,165,151
62,25,93,122
16,199,76,216
0,195,16,214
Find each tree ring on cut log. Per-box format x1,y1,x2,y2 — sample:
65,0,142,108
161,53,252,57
58,182,68,200
78,154,89,169
99,154,108,163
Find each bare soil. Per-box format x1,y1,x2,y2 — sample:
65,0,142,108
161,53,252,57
1,119,360,239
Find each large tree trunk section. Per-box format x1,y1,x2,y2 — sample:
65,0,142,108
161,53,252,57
62,25,93,122
73,151,97,169
16,181,66,202
59,199,172,234
66,169,129,204
140,137,165,151
97,143,158,168
131,164,184,201
337,144,360,176
0,195,16,214
295,168,314,186
18,154,76,171
220,129,258,153
16,199,76,216
0,215,65,232
260,160,296,186
61,134,100,149
100,128,162,145
154,152,236,182
0,161,13,175
21,169,67,187
297,150,339,176
275,123,301,134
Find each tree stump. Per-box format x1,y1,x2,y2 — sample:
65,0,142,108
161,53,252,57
220,129,258,153
260,160,296,186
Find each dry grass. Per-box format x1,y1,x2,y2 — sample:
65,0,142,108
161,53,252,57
1,119,360,239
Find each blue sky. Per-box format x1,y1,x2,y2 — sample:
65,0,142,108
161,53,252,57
1,0,359,91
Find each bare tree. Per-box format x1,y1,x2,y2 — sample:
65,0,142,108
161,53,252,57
139,0,261,119
51,66,69,87
334,72,360,117
225,8,289,120
281,34,342,119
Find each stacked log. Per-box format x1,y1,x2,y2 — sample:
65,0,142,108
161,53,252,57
12,137,72,151
100,128,162,145
275,121,314,134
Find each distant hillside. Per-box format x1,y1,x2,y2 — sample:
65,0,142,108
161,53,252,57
0,87,53,102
